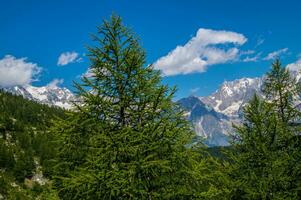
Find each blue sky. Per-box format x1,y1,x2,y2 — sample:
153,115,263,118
1,0,301,99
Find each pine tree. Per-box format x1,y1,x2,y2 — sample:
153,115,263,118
230,60,301,199
52,15,198,199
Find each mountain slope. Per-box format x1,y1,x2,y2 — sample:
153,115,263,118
0,90,65,198
178,78,263,146
179,68,301,146
178,96,231,146
201,77,263,118
2,85,76,109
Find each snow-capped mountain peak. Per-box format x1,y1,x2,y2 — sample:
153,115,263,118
202,77,262,117
2,66,300,146
2,85,76,109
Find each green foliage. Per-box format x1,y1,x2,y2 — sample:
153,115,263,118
230,59,301,199
262,59,301,124
51,15,207,199
2,15,301,200
0,90,65,199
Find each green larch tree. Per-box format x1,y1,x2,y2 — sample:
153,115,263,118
230,60,301,199
52,15,200,199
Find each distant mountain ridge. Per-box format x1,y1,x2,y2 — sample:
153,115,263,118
178,68,301,146
177,77,263,146
1,85,76,109
0,78,265,146
2,68,300,146
178,96,231,146
201,77,263,118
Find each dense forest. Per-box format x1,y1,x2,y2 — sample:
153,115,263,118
1,15,301,199
0,90,66,199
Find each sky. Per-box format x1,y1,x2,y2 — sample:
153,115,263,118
1,0,301,99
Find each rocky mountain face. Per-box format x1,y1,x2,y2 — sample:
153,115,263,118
201,77,263,118
178,78,263,146
2,85,76,109
178,96,231,146
178,69,301,146
178,77,264,146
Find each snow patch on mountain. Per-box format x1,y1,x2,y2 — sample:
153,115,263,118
202,77,263,117
2,63,300,146
179,77,264,146
2,85,76,109
178,96,231,146
223,100,243,116
181,67,301,146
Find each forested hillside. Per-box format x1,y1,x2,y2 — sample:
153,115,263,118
0,90,66,199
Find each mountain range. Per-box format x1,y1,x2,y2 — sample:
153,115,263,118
1,84,76,109
178,69,301,146
178,77,263,146
3,69,300,146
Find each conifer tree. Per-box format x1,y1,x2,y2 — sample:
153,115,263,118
230,60,301,199
52,15,198,199
262,59,301,125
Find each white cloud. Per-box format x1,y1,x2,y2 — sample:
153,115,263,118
242,52,262,62
154,28,247,76
57,51,81,66
255,38,264,48
263,48,288,61
286,57,301,72
190,87,200,94
0,55,41,87
47,78,64,88
240,50,256,55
